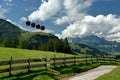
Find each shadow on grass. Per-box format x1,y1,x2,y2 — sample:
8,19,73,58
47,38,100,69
53,62,100,75
0,69,56,80
0,62,101,80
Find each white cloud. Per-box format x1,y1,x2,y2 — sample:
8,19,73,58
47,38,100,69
55,16,70,25
18,24,28,31
4,0,14,7
0,5,2,8
6,19,15,24
28,0,95,23
6,3,13,6
33,29,54,33
25,7,38,12
57,14,120,41
42,0,47,3
28,0,95,24
28,0,120,42
28,0,63,21
6,19,27,31
106,32,120,42
20,17,27,22
4,0,12,3
0,6,8,18
25,8,29,11
43,29,54,33
55,0,94,25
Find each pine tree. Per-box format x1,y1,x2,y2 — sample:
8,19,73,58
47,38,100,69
2,37,9,47
63,38,71,53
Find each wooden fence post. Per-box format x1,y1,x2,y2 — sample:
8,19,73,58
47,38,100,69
74,55,76,65
45,58,47,70
103,56,105,63
9,57,12,76
95,56,97,63
91,56,93,63
86,55,87,63
110,56,112,63
96,56,99,63
115,57,117,64
28,58,30,72
64,54,66,66
53,54,56,68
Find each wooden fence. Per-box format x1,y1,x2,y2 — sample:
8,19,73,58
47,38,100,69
0,55,118,76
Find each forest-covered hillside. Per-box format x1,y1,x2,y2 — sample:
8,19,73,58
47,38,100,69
0,19,71,54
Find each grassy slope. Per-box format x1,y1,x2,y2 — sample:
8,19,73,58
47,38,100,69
96,66,120,80
0,47,100,80
0,47,74,60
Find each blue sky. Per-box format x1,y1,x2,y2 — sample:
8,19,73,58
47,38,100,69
0,0,120,41
88,0,120,16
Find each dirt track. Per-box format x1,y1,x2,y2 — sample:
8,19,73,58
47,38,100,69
62,65,117,80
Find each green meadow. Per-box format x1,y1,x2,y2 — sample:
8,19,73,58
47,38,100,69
96,66,120,80
0,47,100,80
1,47,119,80
0,47,74,60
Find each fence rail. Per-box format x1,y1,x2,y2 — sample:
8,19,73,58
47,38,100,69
0,55,118,76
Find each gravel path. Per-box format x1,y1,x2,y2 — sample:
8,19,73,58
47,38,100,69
62,65,117,80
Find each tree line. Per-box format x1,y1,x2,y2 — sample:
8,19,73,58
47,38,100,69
0,35,72,54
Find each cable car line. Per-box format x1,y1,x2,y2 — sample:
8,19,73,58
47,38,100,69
25,20,46,31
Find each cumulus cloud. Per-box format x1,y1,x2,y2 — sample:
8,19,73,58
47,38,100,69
28,0,94,23
58,14,120,41
28,0,63,21
28,0,120,42
28,0,95,24
54,0,95,25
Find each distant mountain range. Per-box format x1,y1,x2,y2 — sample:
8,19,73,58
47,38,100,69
69,35,120,52
70,43,107,55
